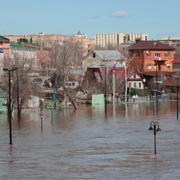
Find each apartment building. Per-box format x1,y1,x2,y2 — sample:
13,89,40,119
128,40,175,73
95,33,148,47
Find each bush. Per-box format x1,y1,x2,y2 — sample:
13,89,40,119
128,88,144,96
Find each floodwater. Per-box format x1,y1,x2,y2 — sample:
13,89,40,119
0,101,180,179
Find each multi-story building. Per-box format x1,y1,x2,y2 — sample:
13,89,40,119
10,42,37,70
128,40,174,73
95,33,148,47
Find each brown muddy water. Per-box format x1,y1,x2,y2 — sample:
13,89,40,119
0,101,180,179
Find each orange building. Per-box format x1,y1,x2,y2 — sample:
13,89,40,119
129,41,175,73
0,36,10,59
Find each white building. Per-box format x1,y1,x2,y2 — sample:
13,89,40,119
127,74,145,90
10,42,37,70
95,33,148,47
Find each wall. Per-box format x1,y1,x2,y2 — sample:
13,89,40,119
143,50,174,72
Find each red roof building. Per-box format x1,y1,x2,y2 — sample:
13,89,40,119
129,40,175,73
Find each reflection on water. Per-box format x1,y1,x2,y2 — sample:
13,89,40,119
0,101,180,179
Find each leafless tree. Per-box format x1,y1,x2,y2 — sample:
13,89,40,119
50,38,84,88
3,52,38,116
117,45,137,102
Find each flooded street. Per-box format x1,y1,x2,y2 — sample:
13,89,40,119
1,101,180,179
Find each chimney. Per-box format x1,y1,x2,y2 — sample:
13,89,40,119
135,38,141,43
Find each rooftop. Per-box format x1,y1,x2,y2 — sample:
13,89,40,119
0,36,10,43
129,41,174,51
93,50,123,61
10,42,36,49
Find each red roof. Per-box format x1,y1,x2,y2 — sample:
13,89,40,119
174,56,180,63
129,41,174,51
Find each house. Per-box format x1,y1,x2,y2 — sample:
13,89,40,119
127,73,145,90
82,50,125,86
9,42,37,70
129,40,175,74
128,41,175,94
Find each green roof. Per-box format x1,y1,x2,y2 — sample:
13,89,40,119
10,42,36,49
18,38,39,47
0,36,10,43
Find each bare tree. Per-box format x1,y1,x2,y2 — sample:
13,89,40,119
3,52,37,116
116,45,137,102
50,38,84,88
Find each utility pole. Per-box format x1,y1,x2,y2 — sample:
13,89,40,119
112,64,116,106
104,65,107,114
124,61,128,103
16,68,20,122
3,67,17,145
8,70,12,145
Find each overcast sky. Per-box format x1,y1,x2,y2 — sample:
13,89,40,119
1,0,179,39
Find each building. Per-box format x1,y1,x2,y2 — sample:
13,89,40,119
74,31,88,39
82,50,125,72
128,40,175,73
159,36,180,46
127,73,145,90
82,50,125,88
0,36,10,76
6,33,96,55
0,36,10,59
10,42,37,70
173,56,180,72
95,33,148,47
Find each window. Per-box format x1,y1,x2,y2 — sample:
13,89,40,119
129,82,131,88
165,52,170,58
139,82,141,88
134,82,136,88
155,53,161,59
133,74,136,78
146,51,151,58
147,64,152,70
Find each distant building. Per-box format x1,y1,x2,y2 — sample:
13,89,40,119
0,36,10,59
95,33,148,47
5,33,96,55
74,31,88,39
10,42,37,70
0,36,10,76
159,36,180,46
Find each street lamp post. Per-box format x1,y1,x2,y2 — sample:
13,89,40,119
177,77,179,120
3,67,17,145
104,65,107,114
174,76,179,120
149,121,161,155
